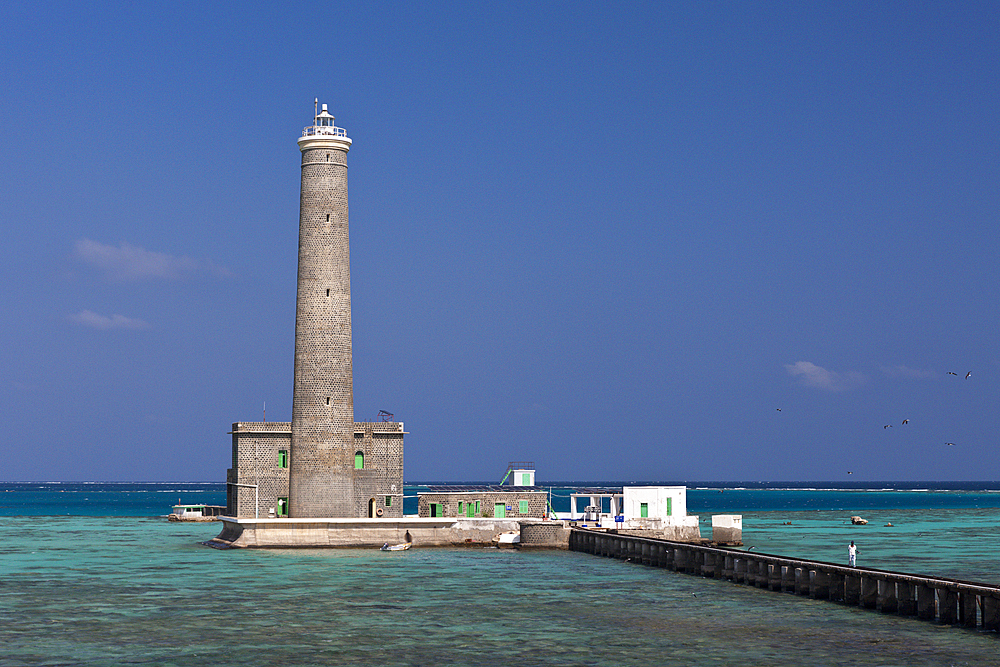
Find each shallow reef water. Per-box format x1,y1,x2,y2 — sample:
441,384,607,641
1,484,999,665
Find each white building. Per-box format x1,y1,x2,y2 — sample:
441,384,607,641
504,461,535,487
568,485,701,540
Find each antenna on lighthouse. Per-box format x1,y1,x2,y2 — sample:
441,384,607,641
314,98,318,122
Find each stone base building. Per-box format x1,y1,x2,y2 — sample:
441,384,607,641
227,420,405,519
417,485,548,519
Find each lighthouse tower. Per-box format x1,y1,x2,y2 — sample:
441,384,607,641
288,103,355,517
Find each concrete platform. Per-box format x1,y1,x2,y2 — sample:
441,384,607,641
204,516,524,549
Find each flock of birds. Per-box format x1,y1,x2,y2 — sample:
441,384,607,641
777,370,973,475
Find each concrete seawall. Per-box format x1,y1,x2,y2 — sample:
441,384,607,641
206,516,524,549
570,528,1000,632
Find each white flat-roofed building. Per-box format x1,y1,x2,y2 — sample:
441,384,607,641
622,486,687,523
569,485,700,540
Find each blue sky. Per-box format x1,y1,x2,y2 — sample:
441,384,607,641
2,2,997,482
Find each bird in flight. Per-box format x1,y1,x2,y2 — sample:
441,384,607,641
847,471,854,475
945,442,956,446
902,419,909,425
776,408,781,411
948,372,958,376
884,424,892,429
966,372,972,379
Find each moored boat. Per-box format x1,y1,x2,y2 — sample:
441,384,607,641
169,504,227,522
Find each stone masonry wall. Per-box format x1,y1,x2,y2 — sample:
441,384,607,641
518,520,572,548
418,491,547,519
353,422,405,518
289,143,355,517
227,422,291,518
228,420,404,519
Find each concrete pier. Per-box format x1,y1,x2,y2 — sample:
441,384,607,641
794,567,809,595
938,588,959,625
877,579,897,613
811,569,830,599
917,584,936,620
845,573,861,605
897,582,916,616
569,528,1000,633
960,591,978,628
860,575,878,609
984,596,1000,631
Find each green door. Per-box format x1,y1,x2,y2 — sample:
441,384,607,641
429,503,440,518
640,502,648,518
494,503,506,518
466,502,476,518
521,473,531,485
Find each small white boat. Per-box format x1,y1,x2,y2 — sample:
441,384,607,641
380,542,411,551
168,504,226,522
493,531,520,547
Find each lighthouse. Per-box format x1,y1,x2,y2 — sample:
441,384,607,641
223,102,403,524
288,103,356,518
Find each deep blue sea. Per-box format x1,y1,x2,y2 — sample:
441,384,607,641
2,481,999,665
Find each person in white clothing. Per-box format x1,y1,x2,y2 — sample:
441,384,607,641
848,540,858,567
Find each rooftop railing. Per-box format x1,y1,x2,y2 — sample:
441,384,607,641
302,125,349,137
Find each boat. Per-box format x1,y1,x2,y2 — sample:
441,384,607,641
168,504,227,522
493,530,520,547
380,542,411,551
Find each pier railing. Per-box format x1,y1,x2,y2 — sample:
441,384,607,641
569,528,1000,632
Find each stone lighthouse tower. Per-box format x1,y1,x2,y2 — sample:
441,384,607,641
288,103,355,517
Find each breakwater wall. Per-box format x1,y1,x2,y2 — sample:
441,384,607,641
206,516,523,548
569,528,1000,632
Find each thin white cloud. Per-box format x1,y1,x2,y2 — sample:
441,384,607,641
68,310,150,331
74,239,225,281
881,365,935,379
785,361,865,391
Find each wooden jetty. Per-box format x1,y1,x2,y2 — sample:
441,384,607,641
569,528,1000,632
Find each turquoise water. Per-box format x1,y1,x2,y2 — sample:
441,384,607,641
7,481,1000,518
2,483,999,665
